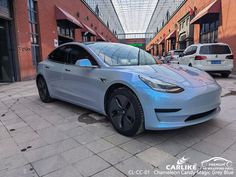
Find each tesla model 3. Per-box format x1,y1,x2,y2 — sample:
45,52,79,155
36,42,221,136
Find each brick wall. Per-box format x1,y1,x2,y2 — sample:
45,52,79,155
146,0,236,69
14,0,35,80
14,0,118,80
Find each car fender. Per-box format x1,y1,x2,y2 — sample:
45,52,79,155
36,62,45,76
106,79,140,96
102,78,144,113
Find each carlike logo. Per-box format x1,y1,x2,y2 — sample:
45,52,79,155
177,156,189,165
166,156,197,172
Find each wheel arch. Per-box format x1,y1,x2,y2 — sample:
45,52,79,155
36,74,45,83
104,82,139,115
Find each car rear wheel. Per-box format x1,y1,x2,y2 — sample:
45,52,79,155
107,87,144,136
221,72,230,78
37,77,53,103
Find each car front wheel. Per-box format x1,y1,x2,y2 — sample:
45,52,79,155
107,87,144,136
37,77,53,103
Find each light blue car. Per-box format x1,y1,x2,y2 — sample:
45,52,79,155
36,42,221,136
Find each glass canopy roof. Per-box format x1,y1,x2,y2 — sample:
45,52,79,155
84,0,184,38
111,0,159,34
83,0,125,34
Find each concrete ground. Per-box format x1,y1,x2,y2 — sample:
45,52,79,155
0,76,235,177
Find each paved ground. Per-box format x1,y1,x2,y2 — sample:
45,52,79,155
0,76,236,177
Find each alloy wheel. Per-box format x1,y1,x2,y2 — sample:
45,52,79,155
109,95,136,131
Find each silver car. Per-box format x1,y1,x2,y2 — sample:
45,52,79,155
36,42,221,136
165,50,184,64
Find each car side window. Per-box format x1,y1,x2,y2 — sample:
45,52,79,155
183,47,189,56
184,46,197,56
67,45,98,65
48,46,68,63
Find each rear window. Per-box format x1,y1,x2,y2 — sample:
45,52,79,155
200,45,231,54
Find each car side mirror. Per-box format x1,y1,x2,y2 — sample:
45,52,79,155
179,53,184,57
75,59,98,68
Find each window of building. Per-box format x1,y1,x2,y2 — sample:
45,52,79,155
57,26,75,39
28,0,40,66
57,22,75,45
200,18,219,43
95,5,99,16
162,20,164,27
171,39,176,50
166,10,170,21
186,18,189,26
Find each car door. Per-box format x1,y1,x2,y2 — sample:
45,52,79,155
61,45,102,110
44,45,69,97
186,46,197,66
180,47,191,65
180,46,197,65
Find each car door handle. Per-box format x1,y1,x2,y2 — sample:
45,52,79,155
45,66,50,69
65,69,71,72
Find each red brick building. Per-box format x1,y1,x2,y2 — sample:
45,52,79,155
146,0,236,70
0,0,118,82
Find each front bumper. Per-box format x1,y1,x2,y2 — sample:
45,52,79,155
136,83,221,130
152,107,220,130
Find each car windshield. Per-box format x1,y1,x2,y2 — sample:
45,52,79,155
200,45,231,54
86,43,156,66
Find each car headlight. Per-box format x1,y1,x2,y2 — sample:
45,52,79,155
139,75,184,93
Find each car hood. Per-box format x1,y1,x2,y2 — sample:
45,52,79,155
114,64,216,88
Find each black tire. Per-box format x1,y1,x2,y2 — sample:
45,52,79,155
107,87,144,136
36,77,53,103
221,73,230,78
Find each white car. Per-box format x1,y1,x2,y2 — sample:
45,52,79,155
178,43,234,77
